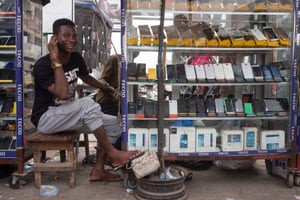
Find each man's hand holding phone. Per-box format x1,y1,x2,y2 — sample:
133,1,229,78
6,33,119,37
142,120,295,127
48,36,61,63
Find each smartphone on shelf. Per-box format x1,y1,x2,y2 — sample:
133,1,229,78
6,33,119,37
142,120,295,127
241,62,254,81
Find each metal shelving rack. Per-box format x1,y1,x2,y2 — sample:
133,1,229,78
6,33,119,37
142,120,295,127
121,0,299,186
0,0,44,178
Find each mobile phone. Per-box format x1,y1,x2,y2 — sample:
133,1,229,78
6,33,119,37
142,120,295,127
176,64,187,83
263,26,279,41
205,95,216,116
224,98,235,116
274,28,289,40
222,63,235,81
250,28,267,41
203,27,216,40
234,98,244,116
184,64,196,83
195,64,206,82
213,63,225,81
215,98,225,116
127,62,137,81
196,97,206,116
252,99,265,116
251,65,264,81
166,64,177,83
204,64,215,82
232,64,244,82
261,65,273,81
241,62,254,81
269,64,283,81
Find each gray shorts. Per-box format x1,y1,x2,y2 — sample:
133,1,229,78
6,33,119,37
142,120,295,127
37,97,122,143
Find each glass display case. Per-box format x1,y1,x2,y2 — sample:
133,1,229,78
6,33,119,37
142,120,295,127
121,0,298,164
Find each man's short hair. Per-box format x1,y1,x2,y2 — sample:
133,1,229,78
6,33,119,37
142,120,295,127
52,18,75,35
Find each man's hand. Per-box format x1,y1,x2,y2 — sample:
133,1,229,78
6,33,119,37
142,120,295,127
48,36,60,63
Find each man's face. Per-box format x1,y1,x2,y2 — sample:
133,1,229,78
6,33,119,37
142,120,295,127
56,25,78,54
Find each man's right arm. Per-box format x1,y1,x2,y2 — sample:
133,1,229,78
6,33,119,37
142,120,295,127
46,36,69,100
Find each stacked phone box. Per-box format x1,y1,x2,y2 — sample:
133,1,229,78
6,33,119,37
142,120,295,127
128,96,288,118
127,61,288,83
127,127,286,153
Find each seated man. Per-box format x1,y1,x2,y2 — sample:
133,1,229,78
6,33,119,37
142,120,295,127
31,18,140,182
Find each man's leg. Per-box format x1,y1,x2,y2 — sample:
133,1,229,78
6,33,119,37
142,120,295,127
93,126,140,168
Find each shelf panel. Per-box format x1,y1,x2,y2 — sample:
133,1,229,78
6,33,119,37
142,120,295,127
127,45,290,53
127,9,291,16
128,116,288,121
0,149,16,158
164,149,291,161
127,81,289,86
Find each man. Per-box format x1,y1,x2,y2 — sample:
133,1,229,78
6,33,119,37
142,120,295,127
31,18,140,182
95,54,121,117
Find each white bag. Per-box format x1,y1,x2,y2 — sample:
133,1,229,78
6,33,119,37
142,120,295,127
130,151,160,179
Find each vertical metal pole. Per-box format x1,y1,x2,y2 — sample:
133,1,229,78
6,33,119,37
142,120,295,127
15,0,24,173
120,0,128,146
157,0,166,173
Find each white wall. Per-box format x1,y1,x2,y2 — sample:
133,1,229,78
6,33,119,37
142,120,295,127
42,0,74,33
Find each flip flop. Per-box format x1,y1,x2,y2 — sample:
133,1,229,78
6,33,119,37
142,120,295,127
111,150,144,171
89,172,124,182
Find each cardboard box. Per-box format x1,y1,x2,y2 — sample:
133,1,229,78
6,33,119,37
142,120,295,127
196,127,218,152
128,128,149,151
169,126,196,153
148,128,170,152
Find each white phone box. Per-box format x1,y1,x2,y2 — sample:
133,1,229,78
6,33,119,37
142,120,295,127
169,126,196,153
184,64,196,82
128,128,149,151
195,64,206,82
148,128,170,152
219,130,244,151
222,63,235,81
260,130,285,150
243,127,258,150
196,127,218,152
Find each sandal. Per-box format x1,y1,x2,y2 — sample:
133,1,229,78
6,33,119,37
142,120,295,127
111,150,143,171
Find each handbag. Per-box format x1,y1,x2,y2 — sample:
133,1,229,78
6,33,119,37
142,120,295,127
129,151,160,179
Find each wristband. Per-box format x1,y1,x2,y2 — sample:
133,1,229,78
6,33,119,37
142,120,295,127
52,61,63,69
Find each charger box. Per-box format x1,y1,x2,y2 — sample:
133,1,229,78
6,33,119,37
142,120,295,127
196,127,217,152
128,128,149,151
260,130,285,150
220,130,244,151
148,128,170,152
243,127,258,150
169,126,195,153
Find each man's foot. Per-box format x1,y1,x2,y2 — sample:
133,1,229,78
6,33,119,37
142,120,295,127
89,168,123,182
111,150,143,171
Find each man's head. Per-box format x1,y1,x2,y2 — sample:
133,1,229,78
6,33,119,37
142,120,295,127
53,18,75,35
52,18,77,54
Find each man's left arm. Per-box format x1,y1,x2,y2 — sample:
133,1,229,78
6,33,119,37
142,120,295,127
80,74,115,95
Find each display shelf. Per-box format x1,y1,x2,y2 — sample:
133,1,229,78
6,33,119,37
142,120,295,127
0,0,44,176
128,116,289,121
121,0,297,172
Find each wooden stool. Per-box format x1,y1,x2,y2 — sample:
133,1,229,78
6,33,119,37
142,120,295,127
26,131,80,188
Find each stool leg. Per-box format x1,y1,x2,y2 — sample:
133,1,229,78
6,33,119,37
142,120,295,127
70,172,76,188
84,133,90,157
68,147,76,187
60,150,66,162
33,149,42,188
